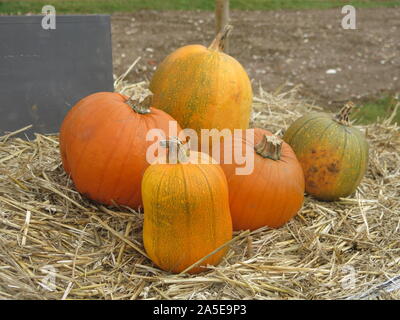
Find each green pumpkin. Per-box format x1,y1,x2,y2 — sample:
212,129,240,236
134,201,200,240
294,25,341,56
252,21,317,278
283,103,369,201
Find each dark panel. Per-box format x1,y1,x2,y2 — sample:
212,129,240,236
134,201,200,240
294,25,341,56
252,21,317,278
0,15,114,138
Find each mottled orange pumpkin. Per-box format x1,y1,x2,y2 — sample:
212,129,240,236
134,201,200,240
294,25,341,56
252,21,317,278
142,139,232,274
217,128,305,230
149,25,253,137
59,92,181,209
283,103,369,201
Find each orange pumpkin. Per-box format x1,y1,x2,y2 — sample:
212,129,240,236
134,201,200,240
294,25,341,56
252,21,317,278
59,92,181,209
142,139,232,274
217,128,305,230
149,25,253,138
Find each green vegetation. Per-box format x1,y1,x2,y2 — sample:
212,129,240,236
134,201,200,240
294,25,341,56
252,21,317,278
0,0,399,14
352,96,400,124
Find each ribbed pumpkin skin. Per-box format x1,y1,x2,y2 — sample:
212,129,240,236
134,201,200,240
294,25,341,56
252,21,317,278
218,128,305,230
142,152,232,274
283,112,369,201
149,44,253,134
59,92,181,209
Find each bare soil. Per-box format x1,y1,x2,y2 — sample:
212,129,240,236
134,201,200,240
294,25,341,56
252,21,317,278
111,8,400,107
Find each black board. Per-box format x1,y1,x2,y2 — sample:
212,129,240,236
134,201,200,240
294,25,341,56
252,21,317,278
0,15,114,138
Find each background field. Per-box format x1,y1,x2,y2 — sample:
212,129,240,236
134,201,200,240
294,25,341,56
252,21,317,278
1,0,400,13
1,0,399,123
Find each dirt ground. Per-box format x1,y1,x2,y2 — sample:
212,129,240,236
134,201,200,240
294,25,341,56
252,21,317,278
111,8,400,108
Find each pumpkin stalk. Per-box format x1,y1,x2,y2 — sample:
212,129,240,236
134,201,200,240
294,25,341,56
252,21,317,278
255,135,282,161
334,101,354,126
208,24,233,52
126,94,152,114
160,137,190,164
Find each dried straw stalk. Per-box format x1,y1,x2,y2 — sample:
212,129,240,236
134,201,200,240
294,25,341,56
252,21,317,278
0,69,399,300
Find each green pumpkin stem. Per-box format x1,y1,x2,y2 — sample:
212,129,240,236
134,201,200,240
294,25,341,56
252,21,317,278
126,94,152,114
255,134,282,161
209,24,233,52
160,137,190,164
334,101,354,126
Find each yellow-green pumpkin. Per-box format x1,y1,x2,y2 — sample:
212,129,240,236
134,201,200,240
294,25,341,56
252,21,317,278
142,139,232,274
283,103,369,201
149,25,253,136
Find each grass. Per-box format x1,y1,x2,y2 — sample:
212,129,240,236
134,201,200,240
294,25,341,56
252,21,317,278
0,0,399,14
353,96,400,124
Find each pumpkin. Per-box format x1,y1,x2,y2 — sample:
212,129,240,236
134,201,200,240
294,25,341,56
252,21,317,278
59,92,181,209
149,25,253,139
216,128,305,230
142,138,232,274
283,102,369,201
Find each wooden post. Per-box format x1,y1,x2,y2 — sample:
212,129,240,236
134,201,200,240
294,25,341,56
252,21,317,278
215,0,230,52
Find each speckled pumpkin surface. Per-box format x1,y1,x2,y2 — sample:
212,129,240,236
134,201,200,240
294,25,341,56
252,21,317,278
149,26,253,135
142,145,232,274
283,107,369,201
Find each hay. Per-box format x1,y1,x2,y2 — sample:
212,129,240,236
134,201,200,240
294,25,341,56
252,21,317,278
0,78,399,300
